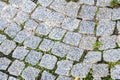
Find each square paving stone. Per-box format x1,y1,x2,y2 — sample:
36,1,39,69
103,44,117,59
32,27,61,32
0,40,16,55
1,5,18,19
22,0,36,13
35,23,52,36
14,30,31,43
64,2,80,18
0,17,9,30
8,76,19,80
62,17,80,31
38,0,53,7
117,21,120,34
21,66,40,80
103,49,120,62
71,63,91,78
111,65,120,79
55,60,73,76
96,0,111,7
8,60,25,76
24,35,41,49
67,46,84,61
39,39,54,51
14,11,29,24
9,0,23,8
79,0,94,5
0,72,8,80
79,5,97,20
79,36,97,50
41,71,56,80
49,27,66,40
0,34,6,44
31,6,52,21
0,57,11,70
112,8,120,20
96,8,112,20
25,50,43,65
46,11,65,26
96,20,115,36
52,42,70,57
57,75,72,80
4,22,21,38
50,0,67,14
99,35,116,50
83,51,101,64
40,54,57,70
92,64,109,77
12,46,29,60
24,19,38,32
79,20,95,34
63,32,82,46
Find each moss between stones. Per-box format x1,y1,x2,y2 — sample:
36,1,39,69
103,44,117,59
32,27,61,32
65,0,79,2
110,0,120,7
93,40,101,50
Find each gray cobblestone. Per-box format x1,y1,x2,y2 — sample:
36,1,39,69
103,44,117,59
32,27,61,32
24,35,41,49
111,65,120,79
38,0,53,7
41,71,56,80
49,28,66,40
0,72,8,80
55,60,73,76
57,75,72,80
21,66,40,80
79,0,94,5
0,40,16,55
0,57,11,70
79,36,96,50
63,32,82,46
0,17,9,30
96,0,111,7
79,5,97,20
83,51,101,64
12,46,29,60
52,42,70,57
25,50,42,65
8,76,19,80
9,0,23,8
103,49,120,62
96,20,115,36
117,35,120,46
92,64,109,77
67,46,84,61
40,54,57,70
112,8,120,20
117,21,120,34
71,63,91,78
79,20,95,34
62,17,80,31
8,60,25,76
39,39,54,51
0,34,6,44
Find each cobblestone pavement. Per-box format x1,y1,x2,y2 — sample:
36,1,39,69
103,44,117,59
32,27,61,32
0,0,120,80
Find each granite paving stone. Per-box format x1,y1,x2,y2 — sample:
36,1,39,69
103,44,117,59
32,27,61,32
9,0,23,8
57,75,72,80
0,72,8,80
111,65,120,79
8,76,19,80
96,0,111,7
112,8,120,20
117,21,120,34
38,0,53,7
8,60,25,76
0,34,6,44
79,0,94,5
0,17,9,30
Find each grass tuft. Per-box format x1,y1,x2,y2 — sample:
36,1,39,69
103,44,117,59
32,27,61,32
93,40,101,50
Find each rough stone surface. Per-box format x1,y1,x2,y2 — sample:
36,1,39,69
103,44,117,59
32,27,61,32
57,75,72,80
24,35,41,49
79,0,94,5
0,34,6,43
39,39,54,51
79,5,97,20
103,49,120,62
21,66,40,80
0,57,11,70
62,17,80,31
40,54,57,70
55,60,73,76
117,35,120,46
52,42,70,57
63,32,82,46
112,8,120,20
96,20,115,36
12,46,29,60
117,21,120,34
25,50,42,65
8,76,19,80
79,20,95,34
67,46,84,61
38,0,53,7
0,72,8,80
8,60,25,76
49,28,66,40
0,40,16,55
71,63,91,78
92,64,109,77
96,0,111,7
79,36,97,50
84,51,101,64
41,71,56,80
111,65,120,79
0,17,9,30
